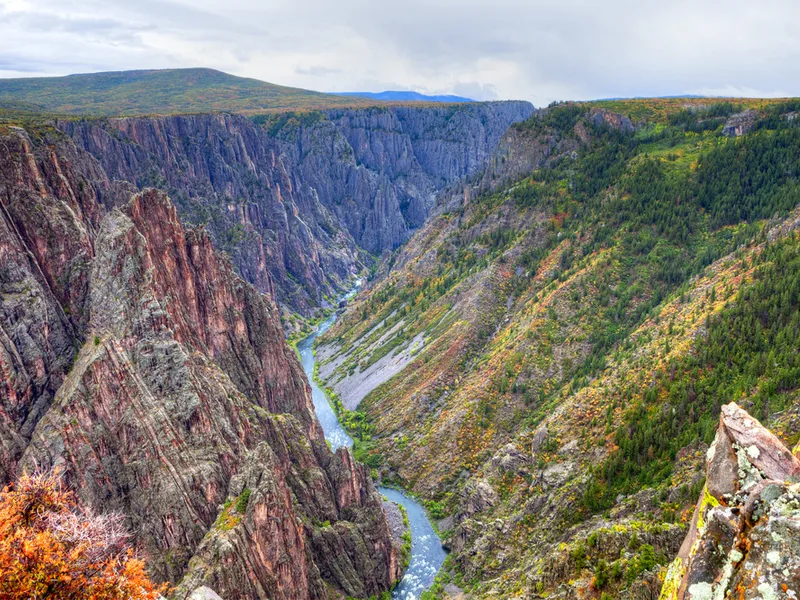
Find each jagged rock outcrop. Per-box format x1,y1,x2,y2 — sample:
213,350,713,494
588,107,635,133
0,125,108,482
175,436,399,600
722,110,758,137
60,102,533,315
661,403,800,600
0,125,400,599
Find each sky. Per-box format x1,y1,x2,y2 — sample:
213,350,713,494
1,0,799,105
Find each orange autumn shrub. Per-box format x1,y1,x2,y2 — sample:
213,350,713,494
0,470,168,600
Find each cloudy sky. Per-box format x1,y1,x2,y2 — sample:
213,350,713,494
1,0,798,105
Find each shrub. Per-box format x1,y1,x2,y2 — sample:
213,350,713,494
625,544,657,582
426,500,446,520
235,488,251,514
0,469,167,599
569,542,587,570
593,559,609,589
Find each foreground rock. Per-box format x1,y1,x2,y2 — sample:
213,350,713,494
661,403,800,600
1,125,400,599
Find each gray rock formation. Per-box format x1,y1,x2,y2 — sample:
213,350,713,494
661,402,800,600
722,110,758,137
588,107,635,133
60,102,533,315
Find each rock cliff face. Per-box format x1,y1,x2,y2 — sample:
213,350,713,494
722,110,758,137
0,125,400,598
661,403,800,600
0,125,105,482
474,107,630,196
60,101,533,315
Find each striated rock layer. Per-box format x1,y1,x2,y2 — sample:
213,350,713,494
0,124,400,599
60,102,533,315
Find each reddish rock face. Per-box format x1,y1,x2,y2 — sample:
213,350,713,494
175,426,401,600
122,190,318,434
0,127,105,481
1,125,399,598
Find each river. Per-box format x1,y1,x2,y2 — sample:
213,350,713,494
296,291,446,600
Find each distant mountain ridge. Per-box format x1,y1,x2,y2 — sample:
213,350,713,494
594,94,708,101
333,90,475,103
0,68,384,116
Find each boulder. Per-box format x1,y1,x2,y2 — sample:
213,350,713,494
531,424,549,454
661,403,800,600
541,461,575,489
492,443,528,473
188,588,224,600
457,479,499,522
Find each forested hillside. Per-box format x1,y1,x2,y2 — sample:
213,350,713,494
316,98,800,598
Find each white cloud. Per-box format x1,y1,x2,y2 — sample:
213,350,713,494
1,0,799,104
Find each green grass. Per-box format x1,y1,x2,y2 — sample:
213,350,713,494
398,503,412,569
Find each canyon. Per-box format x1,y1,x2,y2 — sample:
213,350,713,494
2,70,800,600
0,92,532,599
0,124,400,599
317,99,800,599
59,102,533,321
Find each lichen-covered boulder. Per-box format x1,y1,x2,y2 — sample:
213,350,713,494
660,403,800,600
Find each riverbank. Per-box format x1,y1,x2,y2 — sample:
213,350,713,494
297,288,446,600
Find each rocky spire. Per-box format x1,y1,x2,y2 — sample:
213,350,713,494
661,402,800,600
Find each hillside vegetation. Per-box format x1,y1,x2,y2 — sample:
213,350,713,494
0,68,383,117
317,98,800,598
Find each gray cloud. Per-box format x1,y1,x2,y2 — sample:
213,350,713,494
451,82,498,101
0,0,798,104
295,65,344,77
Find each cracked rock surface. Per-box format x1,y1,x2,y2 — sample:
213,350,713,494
0,125,401,600
661,402,800,600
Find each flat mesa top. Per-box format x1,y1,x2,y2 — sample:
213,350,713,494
0,68,380,117
0,68,483,118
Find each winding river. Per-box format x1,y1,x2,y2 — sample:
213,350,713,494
297,294,446,600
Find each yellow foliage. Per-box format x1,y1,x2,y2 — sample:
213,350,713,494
0,470,168,600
